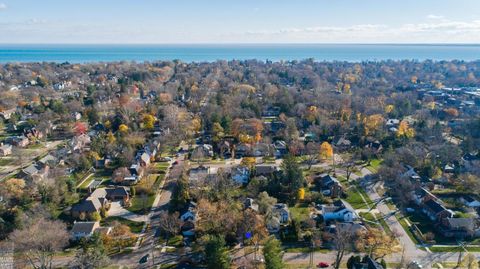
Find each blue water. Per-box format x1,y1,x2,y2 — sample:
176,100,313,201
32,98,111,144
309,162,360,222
0,44,479,63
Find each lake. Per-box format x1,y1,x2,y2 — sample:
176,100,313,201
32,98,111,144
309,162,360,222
0,44,479,63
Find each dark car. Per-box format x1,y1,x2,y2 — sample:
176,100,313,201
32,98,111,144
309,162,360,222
139,254,150,264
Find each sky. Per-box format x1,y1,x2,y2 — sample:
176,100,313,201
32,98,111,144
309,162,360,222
0,0,480,44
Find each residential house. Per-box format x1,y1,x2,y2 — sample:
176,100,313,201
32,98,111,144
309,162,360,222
273,140,288,158
70,134,91,152
189,165,210,185
235,143,251,158
461,195,480,208
254,165,278,177
95,157,112,168
71,188,109,218
422,199,453,221
440,218,480,238
244,198,259,212
315,174,344,198
218,140,232,159
128,163,144,182
349,255,385,269
139,152,151,167
106,187,130,203
0,144,12,156
232,166,250,185
38,154,56,168
19,163,49,181
272,203,290,224
0,108,16,120
321,200,357,223
180,201,197,237
71,221,101,240
8,136,29,147
252,143,272,157
334,136,352,152
23,127,43,140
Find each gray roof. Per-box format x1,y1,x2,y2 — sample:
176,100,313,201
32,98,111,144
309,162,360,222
71,221,98,234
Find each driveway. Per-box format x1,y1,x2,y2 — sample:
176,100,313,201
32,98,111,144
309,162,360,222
109,201,148,222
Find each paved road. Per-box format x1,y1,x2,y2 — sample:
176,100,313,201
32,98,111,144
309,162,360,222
110,154,185,268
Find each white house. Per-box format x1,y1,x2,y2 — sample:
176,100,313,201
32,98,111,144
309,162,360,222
70,221,109,240
321,200,357,223
0,144,12,156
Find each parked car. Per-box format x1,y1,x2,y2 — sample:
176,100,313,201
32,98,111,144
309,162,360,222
317,262,329,268
139,254,149,264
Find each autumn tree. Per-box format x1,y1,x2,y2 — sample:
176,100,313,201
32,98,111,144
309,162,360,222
10,215,69,269
396,120,415,139
319,142,333,161
355,228,400,260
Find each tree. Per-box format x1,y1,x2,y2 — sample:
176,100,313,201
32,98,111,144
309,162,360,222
204,236,230,269
171,171,190,211
397,120,415,139
319,142,333,160
263,236,284,269
355,228,400,260
142,114,155,130
10,215,69,269
158,211,183,244
281,154,305,200
72,233,109,269
257,191,277,215
332,226,354,269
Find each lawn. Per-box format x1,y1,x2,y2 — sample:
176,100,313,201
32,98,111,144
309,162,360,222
0,158,13,166
344,186,372,209
366,159,383,173
290,205,310,222
101,216,145,233
359,212,378,227
128,193,156,214
395,213,420,245
376,213,393,235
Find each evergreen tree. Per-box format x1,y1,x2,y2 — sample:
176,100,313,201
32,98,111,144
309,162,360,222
263,236,284,269
205,236,230,269
281,154,305,200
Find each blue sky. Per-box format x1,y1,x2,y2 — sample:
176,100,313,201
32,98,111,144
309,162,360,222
0,0,479,43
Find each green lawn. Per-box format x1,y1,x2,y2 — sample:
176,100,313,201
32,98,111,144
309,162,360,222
376,213,393,235
344,186,372,209
128,193,156,214
0,158,13,166
101,216,145,233
290,205,310,222
366,159,383,173
396,213,420,244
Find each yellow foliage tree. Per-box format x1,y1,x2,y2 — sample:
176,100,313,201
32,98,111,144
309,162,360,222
190,117,202,133
363,114,384,136
142,114,155,130
397,120,415,139
118,124,129,133
385,104,394,114
319,142,333,160
297,188,305,200
241,157,256,168
107,131,116,144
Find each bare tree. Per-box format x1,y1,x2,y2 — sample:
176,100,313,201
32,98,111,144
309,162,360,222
332,226,354,269
158,211,183,244
10,216,69,269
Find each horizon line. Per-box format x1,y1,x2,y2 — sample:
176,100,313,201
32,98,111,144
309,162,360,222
1,42,480,46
